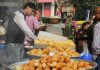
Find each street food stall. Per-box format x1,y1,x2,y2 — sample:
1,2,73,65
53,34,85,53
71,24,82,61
0,1,98,70
7,31,97,70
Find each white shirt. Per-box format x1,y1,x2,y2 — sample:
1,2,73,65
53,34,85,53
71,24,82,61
92,22,100,54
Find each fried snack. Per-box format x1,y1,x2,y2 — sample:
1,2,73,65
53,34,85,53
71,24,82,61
35,39,75,49
19,54,92,70
52,68,57,70
78,61,85,68
56,62,64,69
34,38,80,57
27,49,43,56
28,46,80,57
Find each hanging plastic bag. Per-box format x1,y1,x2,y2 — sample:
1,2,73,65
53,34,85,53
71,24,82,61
79,42,93,61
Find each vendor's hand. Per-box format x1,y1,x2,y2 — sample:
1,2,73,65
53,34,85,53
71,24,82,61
24,45,33,49
24,41,33,49
27,40,34,46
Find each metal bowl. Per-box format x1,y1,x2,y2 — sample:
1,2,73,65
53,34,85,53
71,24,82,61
9,58,97,70
25,53,42,60
71,58,97,70
8,60,29,70
26,44,47,59
25,47,43,59
34,44,48,49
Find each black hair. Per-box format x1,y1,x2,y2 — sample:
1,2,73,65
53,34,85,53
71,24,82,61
23,2,36,10
82,21,90,30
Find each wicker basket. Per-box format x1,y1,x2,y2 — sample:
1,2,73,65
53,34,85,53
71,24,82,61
49,18,60,24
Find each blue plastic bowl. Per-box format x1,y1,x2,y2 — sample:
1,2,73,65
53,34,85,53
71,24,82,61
79,53,93,61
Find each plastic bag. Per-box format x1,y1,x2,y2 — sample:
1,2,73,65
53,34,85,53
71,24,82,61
80,42,93,61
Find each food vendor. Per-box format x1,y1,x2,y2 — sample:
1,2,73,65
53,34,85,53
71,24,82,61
5,2,37,64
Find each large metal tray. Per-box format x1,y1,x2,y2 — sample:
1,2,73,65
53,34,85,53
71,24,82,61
26,44,47,59
71,58,97,70
8,60,29,70
9,58,97,70
34,44,48,49
25,44,47,49
25,53,42,60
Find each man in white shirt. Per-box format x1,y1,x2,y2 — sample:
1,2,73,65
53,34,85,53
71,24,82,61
5,2,37,64
92,7,100,70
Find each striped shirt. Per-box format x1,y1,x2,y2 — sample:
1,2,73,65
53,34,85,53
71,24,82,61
92,22,100,54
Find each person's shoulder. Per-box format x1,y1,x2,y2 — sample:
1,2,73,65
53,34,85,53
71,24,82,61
26,15,33,18
94,22,100,29
15,11,24,17
95,22,100,26
97,22,100,25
